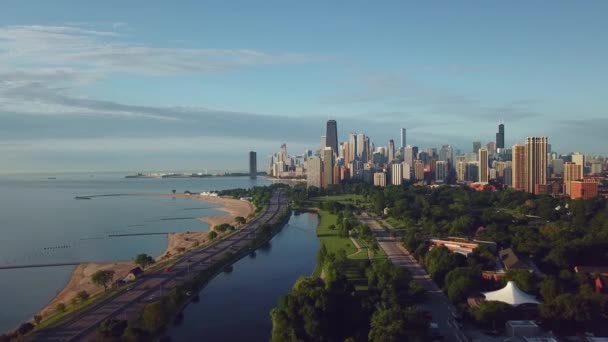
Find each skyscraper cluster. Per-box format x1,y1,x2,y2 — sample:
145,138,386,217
262,118,606,199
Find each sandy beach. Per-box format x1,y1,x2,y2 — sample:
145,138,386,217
36,194,254,320
39,261,136,318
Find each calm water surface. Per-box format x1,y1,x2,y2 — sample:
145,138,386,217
0,173,271,332
169,212,320,342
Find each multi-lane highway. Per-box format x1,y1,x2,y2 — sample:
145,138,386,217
35,189,288,341
357,212,468,342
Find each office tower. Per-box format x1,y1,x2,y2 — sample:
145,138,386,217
333,165,341,184
388,139,395,162
465,152,477,162
392,163,403,186
456,160,467,182
466,162,479,182
512,144,526,191
504,167,513,186
552,159,565,176
325,120,339,155
571,153,585,170
249,151,257,179
427,148,437,158
374,172,387,187
435,161,448,183
439,144,453,166
473,141,482,154
489,168,497,180
525,137,548,194
486,142,496,154
267,155,274,176
564,162,583,196
320,136,326,151
478,148,489,183
401,161,411,180
495,161,506,178
322,147,334,188
404,145,414,167
364,136,371,162
418,151,429,165
356,133,365,160
339,142,347,159
411,146,419,161
400,128,406,149
591,161,603,174
414,160,425,181
496,123,505,152
305,157,322,188
348,133,357,164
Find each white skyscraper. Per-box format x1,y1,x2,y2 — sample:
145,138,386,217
392,163,403,186
400,128,406,149
401,161,411,180
404,145,414,167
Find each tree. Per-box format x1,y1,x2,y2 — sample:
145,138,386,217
17,322,35,335
33,314,42,325
172,189,176,194
235,216,246,225
141,301,170,333
92,270,115,291
76,290,90,303
368,307,408,342
504,269,535,293
56,302,67,313
135,253,155,270
208,231,218,240
471,301,513,330
97,318,128,338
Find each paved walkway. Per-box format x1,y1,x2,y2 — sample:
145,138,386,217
357,212,468,342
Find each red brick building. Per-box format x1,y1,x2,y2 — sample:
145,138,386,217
570,180,598,199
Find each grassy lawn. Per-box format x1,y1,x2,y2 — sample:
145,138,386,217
312,209,387,290
312,194,366,204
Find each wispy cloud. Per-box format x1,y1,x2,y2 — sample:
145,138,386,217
0,24,320,121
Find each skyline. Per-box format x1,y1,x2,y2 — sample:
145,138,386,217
2,1,608,173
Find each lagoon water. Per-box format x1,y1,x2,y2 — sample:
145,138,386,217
0,173,271,332
169,212,320,342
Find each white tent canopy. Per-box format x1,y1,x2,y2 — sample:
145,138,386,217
482,281,540,306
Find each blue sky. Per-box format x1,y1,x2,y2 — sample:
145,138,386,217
1,1,607,172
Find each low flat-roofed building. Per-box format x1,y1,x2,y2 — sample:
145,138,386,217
499,248,532,272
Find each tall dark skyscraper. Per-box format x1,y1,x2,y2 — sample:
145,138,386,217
249,151,257,179
496,123,505,150
325,119,339,155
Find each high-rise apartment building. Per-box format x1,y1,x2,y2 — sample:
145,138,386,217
373,172,387,187
571,153,585,171
414,160,425,181
456,160,467,182
404,145,414,167
466,162,479,182
400,128,406,149
435,161,448,183
348,133,357,164
525,137,548,194
392,163,403,186
439,144,453,166
249,151,257,179
322,147,334,188
478,148,489,184
564,162,583,196
504,167,513,186
306,157,322,188
388,139,395,162
325,120,339,156
364,136,371,162
473,141,482,154
486,142,497,155
401,161,411,180
496,123,505,151
512,144,527,191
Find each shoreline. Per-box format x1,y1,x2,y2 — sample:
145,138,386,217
35,194,254,321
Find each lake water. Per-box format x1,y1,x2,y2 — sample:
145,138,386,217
169,212,320,342
0,173,271,333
